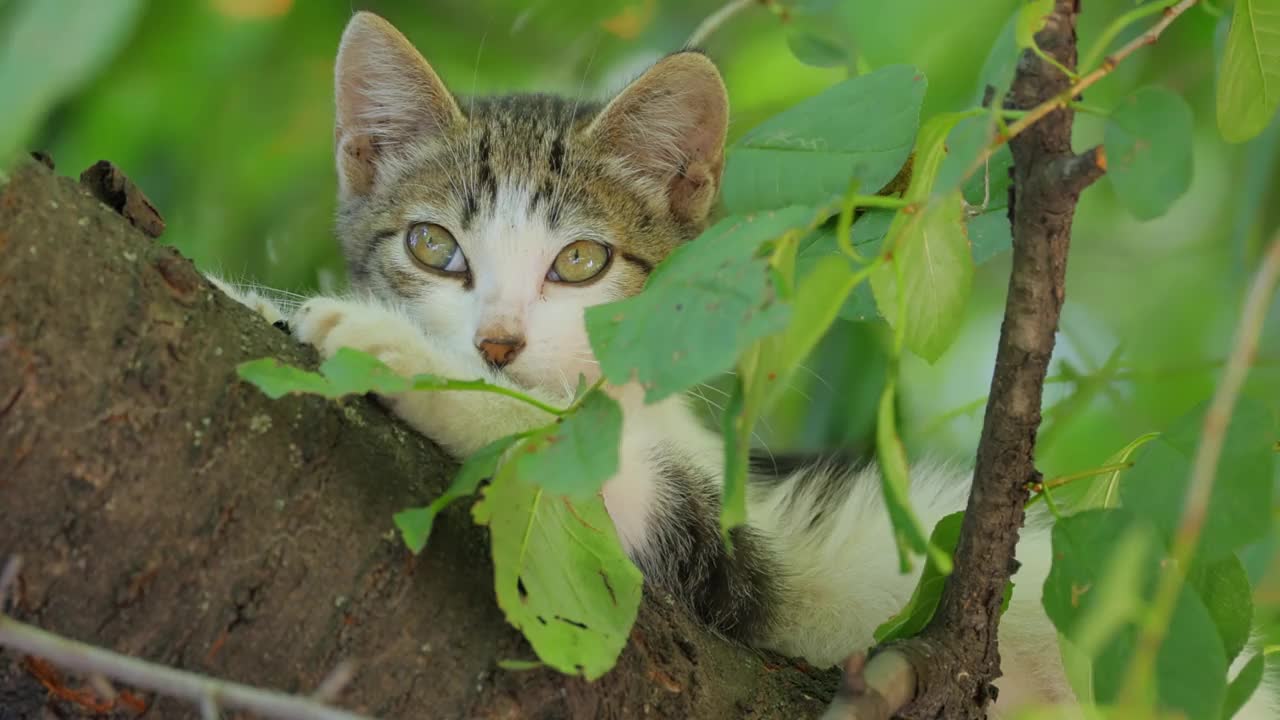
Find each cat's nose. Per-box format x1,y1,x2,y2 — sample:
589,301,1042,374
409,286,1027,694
476,335,525,367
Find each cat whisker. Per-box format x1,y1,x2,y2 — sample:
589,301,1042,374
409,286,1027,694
795,363,834,392
695,383,730,400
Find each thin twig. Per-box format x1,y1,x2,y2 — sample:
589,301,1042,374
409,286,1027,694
1121,234,1280,704
312,660,356,704
687,0,758,47
0,556,20,607
1080,0,1181,73
0,614,374,720
956,0,1197,192
819,651,916,720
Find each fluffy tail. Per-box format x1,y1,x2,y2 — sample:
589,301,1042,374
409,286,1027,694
744,456,1278,718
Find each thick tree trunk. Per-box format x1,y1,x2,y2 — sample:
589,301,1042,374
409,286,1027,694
0,160,832,719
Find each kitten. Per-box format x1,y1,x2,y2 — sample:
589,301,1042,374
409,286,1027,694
214,12,1276,718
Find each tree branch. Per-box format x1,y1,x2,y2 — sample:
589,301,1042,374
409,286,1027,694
958,0,1198,191
819,651,916,720
0,159,833,719
912,3,1092,716
0,611,372,720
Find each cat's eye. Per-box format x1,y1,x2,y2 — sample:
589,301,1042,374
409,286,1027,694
406,223,467,274
548,240,610,284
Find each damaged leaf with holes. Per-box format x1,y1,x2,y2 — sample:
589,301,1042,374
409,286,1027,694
473,462,642,679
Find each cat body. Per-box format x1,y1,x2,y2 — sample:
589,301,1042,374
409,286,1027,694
214,12,1275,718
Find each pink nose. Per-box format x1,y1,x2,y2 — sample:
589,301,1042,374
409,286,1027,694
476,336,525,367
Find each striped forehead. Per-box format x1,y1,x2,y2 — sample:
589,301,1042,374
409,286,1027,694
455,94,602,232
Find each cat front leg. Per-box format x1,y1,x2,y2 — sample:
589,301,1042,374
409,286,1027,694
291,296,566,457
206,274,290,326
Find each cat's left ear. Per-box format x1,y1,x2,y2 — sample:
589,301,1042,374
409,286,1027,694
334,12,463,200
586,52,728,227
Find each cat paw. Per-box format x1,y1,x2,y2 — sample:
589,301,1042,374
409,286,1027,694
207,275,288,326
292,297,427,377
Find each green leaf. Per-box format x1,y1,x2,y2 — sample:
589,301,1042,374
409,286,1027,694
975,12,1020,102
1044,510,1230,720
720,373,750,534
786,28,850,69
902,111,973,201
236,358,342,399
473,465,642,680
874,511,962,641
394,435,519,554
761,255,860,409
1044,510,1155,693
1015,0,1054,49
871,191,974,362
1217,0,1280,143
1137,589,1229,720
587,208,811,402
1221,653,1266,719
510,390,622,500
1120,399,1275,560
967,211,1012,265
721,65,926,213
0,0,144,164
320,348,414,396
1069,432,1161,513
874,381,951,573
1188,555,1254,663
1105,86,1195,220
237,348,411,399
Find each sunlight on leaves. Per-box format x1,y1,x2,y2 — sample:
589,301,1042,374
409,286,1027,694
871,191,974,362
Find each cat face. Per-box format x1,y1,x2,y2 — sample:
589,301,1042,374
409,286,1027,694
331,13,728,395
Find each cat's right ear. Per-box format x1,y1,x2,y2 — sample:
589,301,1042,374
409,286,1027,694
334,12,462,199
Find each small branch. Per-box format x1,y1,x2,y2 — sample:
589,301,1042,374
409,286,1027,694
956,0,1197,192
0,613,373,720
1121,234,1280,703
0,556,19,606
1053,145,1107,194
1034,461,1135,493
819,651,916,720
687,0,758,47
312,661,357,704
1080,0,1182,74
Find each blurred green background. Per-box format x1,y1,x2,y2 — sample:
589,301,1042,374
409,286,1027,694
6,0,1279,626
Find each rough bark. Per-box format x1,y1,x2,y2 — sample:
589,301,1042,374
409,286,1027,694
885,2,1104,718
0,158,834,719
